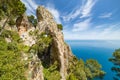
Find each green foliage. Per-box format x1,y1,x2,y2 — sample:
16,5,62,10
85,59,105,79
84,67,93,79
0,37,7,51
1,29,11,38
0,0,26,18
68,58,87,80
113,49,120,59
7,42,18,51
28,15,38,27
86,59,101,69
29,30,39,36
109,49,120,65
109,48,120,79
57,24,63,30
0,0,26,35
4,0,26,15
30,32,52,55
8,18,16,26
0,51,26,80
0,30,30,80
0,9,5,20
67,57,105,80
67,73,78,80
18,44,30,53
1,29,20,42
43,61,61,80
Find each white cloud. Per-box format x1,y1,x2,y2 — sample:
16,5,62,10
99,13,113,18
80,0,97,18
46,4,61,24
21,0,38,15
64,23,120,40
62,7,82,22
72,18,91,32
62,0,97,22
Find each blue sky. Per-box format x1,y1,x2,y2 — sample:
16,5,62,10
21,0,120,40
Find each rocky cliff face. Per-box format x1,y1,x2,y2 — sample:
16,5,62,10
16,14,35,46
0,2,106,80
16,6,74,80
36,6,73,80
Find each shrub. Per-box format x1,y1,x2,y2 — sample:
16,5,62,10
0,29,30,80
1,29,20,42
7,42,18,51
67,73,78,80
43,61,61,80
57,24,63,30
0,51,27,80
67,57,105,80
28,15,38,27
8,18,16,26
29,30,39,36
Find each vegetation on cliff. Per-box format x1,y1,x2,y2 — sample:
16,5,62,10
0,1,106,80
0,0,26,34
0,24,105,80
0,29,28,80
109,48,120,79
57,24,63,30
28,15,37,27
67,57,105,80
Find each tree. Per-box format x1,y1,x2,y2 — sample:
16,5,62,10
28,15,38,27
67,57,105,80
43,61,61,80
85,59,105,79
109,49,120,79
0,0,26,35
0,30,28,80
57,24,63,30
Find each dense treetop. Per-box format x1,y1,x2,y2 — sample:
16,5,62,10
0,0,26,19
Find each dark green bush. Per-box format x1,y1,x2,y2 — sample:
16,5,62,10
57,24,63,30
29,32,52,55
0,38,27,80
67,57,105,80
1,29,20,42
109,49,120,79
0,30,29,80
29,30,39,36
7,42,18,51
28,15,37,27
8,18,16,26
43,61,61,80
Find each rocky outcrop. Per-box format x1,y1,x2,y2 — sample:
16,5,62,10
16,14,44,80
36,6,73,80
16,13,30,35
16,14,35,46
16,6,74,80
26,54,44,80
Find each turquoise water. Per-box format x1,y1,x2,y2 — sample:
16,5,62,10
66,40,120,80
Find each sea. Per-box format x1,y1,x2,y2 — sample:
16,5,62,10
66,40,120,80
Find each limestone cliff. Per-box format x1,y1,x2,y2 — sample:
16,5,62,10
16,14,35,46
0,2,106,80
16,14,44,80
36,6,73,80
16,6,74,80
